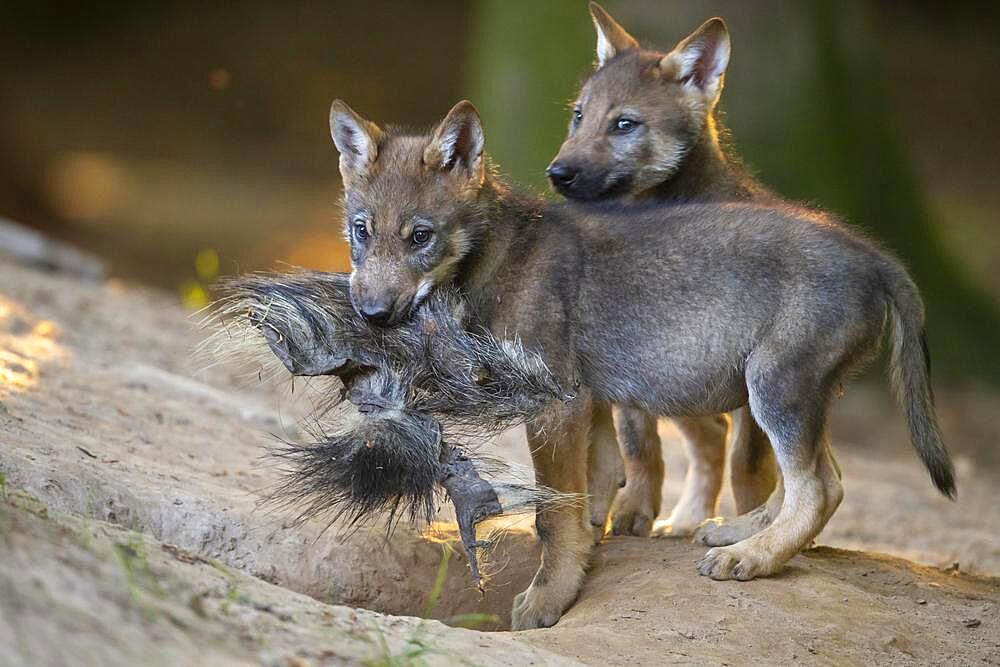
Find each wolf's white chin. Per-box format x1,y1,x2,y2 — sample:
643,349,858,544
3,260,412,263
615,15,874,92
413,278,435,310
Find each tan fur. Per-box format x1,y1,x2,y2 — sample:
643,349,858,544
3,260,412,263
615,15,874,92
650,414,727,536
513,398,593,629
609,407,663,537
587,402,625,541
728,405,780,513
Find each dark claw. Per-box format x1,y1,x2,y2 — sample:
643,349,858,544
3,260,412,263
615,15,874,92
438,446,503,589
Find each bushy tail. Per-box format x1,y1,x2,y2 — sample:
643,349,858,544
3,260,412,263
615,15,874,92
884,263,956,498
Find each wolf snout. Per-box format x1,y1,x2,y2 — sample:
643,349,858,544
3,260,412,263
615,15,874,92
546,161,579,189
357,296,395,325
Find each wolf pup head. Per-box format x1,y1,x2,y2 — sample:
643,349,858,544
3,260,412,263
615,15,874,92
329,100,487,326
548,2,731,200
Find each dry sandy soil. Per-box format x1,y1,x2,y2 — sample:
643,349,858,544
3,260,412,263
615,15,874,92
1,257,998,665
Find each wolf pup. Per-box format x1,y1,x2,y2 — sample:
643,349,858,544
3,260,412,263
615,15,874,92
328,98,953,629
550,3,781,540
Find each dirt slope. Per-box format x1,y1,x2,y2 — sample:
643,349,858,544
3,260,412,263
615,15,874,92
1,258,998,665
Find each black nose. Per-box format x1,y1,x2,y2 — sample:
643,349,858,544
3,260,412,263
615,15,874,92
546,162,578,188
359,298,393,324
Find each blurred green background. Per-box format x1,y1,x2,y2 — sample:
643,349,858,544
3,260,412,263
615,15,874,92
1,0,997,381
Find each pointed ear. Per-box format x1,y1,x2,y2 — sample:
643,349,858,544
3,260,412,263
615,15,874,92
590,2,639,67
659,18,731,99
329,99,383,184
424,100,485,186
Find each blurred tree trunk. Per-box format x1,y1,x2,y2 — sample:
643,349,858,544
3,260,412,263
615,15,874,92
467,0,593,190
467,0,1000,382
785,0,1000,381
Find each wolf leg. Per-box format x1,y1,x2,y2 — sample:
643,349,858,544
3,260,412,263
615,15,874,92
698,356,843,580
511,397,594,630
728,405,780,514
587,401,625,541
649,414,727,537
698,438,841,580
609,407,662,536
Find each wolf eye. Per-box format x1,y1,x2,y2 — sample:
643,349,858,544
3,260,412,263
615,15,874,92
353,221,369,242
613,118,639,134
411,228,431,245
572,107,582,125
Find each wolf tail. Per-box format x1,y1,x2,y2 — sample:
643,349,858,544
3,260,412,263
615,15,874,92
882,259,956,499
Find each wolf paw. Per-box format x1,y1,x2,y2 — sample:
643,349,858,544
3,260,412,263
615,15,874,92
590,518,609,545
650,517,698,538
611,507,654,537
609,481,658,537
510,569,583,631
587,475,621,541
693,517,748,546
651,502,712,538
693,504,773,547
697,543,782,581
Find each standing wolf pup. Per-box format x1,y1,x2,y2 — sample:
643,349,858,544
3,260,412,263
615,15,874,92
551,3,782,540
327,98,953,629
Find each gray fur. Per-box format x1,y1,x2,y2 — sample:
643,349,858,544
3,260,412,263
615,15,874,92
328,100,955,625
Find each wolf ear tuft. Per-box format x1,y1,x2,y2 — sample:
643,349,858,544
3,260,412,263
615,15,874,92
329,100,383,184
590,2,639,68
659,18,731,100
424,100,485,186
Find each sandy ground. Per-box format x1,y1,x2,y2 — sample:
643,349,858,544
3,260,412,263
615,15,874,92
1,258,998,665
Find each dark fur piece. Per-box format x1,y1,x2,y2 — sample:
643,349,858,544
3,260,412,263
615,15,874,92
269,381,442,530
213,271,570,430
207,269,570,585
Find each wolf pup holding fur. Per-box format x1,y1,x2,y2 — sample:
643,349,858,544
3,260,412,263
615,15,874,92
328,98,953,629
550,3,782,541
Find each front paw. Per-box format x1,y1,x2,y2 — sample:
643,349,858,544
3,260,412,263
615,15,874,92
609,484,658,537
510,567,585,631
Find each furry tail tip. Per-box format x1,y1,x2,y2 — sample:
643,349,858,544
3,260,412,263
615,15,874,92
888,291,956,499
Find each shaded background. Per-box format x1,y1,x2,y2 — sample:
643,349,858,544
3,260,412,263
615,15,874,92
1,0,998,381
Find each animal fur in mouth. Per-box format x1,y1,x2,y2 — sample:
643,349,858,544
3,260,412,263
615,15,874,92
209,270,571,587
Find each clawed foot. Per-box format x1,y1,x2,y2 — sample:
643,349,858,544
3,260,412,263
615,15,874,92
611,507,654,536
693,504,773,547
697,539,783,581
609,478,659,537
650,501,712,538
510,565,585,631
588,461,624,544
590,517,609,544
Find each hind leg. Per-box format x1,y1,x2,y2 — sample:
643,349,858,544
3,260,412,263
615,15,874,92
693,407,783,546
699,439,841,579
649,414,727,537
698,360,843,580
728,405,780,514
609,407,663,536
587,401,625,541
